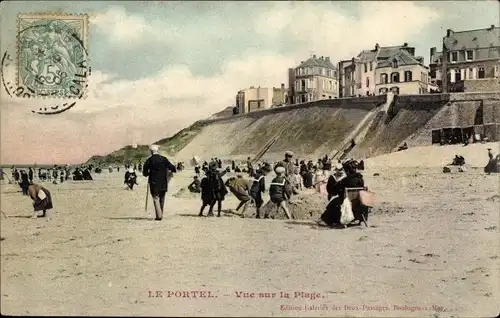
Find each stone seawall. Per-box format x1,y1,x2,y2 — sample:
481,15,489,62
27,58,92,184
173,93,500,162
198,95,386,125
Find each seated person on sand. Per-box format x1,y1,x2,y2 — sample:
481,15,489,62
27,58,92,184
398,142,408,151
188,176,201,193
320,160,365,227
452,155,465,166
27,183,53,219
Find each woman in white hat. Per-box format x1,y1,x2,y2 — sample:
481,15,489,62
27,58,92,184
124,167,138,190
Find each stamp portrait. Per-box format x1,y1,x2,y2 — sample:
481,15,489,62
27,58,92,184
17,13,89,99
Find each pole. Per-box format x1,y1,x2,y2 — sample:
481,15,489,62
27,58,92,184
145,183,150,217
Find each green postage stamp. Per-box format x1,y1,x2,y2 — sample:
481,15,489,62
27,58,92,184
17,13,89,99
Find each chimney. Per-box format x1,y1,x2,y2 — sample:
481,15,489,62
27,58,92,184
430,47,436,57
320,56,324,60
313,54,317,59
281,83,285,89
446,29,453,37
489,24,495,30
325,56,330,62
301,61,304,64
375,43,380,51
403,42,408,47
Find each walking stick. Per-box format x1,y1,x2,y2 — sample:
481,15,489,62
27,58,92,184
145,183,150,217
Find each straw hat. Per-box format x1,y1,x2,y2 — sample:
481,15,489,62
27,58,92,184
285,151,294,157
275,166,286,174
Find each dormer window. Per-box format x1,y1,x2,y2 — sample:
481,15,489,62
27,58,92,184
466,50,473,61
392,59,398,68
450,52,458,63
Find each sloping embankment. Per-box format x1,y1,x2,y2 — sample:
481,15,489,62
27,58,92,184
90,93,500,165
175,96,386,161
350,93,500,159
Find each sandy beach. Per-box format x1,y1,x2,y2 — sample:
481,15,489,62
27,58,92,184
1,153,499,317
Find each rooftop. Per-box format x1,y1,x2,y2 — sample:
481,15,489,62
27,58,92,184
377,49,424,68
444,26,500,50
357,44,414,62
297,55,336,70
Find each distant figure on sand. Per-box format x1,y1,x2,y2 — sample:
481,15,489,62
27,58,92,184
19,170,30,195
142,144,177,221
27,183,53,219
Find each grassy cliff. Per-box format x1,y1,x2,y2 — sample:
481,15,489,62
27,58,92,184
85,121,205,165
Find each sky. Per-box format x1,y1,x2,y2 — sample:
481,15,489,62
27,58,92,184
0,1,498,164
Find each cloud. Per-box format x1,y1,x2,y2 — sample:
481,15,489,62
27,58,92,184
0,2,452,164
254,1,440,59
90,6,174,46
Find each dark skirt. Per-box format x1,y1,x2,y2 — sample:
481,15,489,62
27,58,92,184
321,198,342,226
250,192,264,208
33,188,53,212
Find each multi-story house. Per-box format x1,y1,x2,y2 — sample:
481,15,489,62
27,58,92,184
437,25,500,92
236,85,288,114
375,49,434,95
429,47,443,90
339,43,416,97
338,58,356,98
289,55,338,104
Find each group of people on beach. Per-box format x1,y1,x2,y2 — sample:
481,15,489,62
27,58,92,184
2,143,369,227
182,149,367,226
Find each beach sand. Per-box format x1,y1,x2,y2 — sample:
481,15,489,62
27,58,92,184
1,152,499,317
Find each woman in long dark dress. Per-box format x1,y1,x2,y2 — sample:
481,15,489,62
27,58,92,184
27,183,53,218
320,161,365,227
198,163,228,217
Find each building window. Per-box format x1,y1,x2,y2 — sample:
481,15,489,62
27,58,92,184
478,67,485,78
392,59,398,68
309,93,313,101
380,73,388,84
450,52,458,63
468,68,473,79
454,69,461,81
364,63,367,72
369,62,373,71
391,72,400,83
390,87,400,95
366,77,370,87
404,71,412,82
466,50,473,61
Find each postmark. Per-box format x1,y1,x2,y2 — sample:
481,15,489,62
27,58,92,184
16,13,89,99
